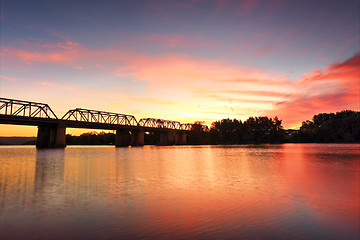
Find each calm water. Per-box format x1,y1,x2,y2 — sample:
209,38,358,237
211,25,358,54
0,144,359,240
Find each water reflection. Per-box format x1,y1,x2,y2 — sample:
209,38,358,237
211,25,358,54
0,144,359,239
34,149,65,206
0,147,36,212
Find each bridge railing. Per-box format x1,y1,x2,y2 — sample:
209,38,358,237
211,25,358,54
62,108,138,126
0,97,58,119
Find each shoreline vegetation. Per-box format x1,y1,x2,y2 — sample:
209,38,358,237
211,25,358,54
1,110,359,145
187,110,359,145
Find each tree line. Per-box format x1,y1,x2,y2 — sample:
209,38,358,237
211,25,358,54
186,110,359,144
65,110,359,145
66,131,115,145
290,110,360,143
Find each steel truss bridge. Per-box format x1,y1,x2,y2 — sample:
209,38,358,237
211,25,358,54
0,97,194,148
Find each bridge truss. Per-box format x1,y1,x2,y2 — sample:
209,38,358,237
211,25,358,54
138,118,192,130
0,97,58,119
62,108,138,126
0,98,194,131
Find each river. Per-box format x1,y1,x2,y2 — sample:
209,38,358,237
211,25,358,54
0,144,359,239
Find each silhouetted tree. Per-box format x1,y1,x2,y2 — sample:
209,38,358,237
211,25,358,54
244,116,284,143
188,121,210,144
209,116,284,144
209,119,245,144
291,110,360,142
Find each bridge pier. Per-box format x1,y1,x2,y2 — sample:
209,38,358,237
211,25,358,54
168,132,175,145
159,132,168,145
160,131,179,145
115,130,130,147
36,125,66,148
131,130,144,146
175,132,187,145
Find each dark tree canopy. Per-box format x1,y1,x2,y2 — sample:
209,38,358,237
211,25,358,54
188,116,285,144
292,110,360,143
188,111,359,144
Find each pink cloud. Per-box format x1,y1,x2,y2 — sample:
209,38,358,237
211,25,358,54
269,52,360,128
2,41,84,64
2,34,216,70
0,75,23,82
113,54,290,91
219,90,289,98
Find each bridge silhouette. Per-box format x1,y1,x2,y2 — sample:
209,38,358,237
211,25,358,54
0,97,194,148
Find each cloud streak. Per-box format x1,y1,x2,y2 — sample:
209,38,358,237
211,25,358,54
269,52,360,128
0,75,24,82
1,41,84,66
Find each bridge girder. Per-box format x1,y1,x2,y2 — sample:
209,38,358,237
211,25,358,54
0,97,58,119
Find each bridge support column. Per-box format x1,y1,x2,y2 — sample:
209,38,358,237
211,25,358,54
175,132,187,145
115,130,130,147
168,132,175,145
36,125,66,148
159,132,168,145
160,131,176,146
131,130,144,146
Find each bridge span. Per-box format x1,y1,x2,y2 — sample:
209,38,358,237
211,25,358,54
0,98,194,148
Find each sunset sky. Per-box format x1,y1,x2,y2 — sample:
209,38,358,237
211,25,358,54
1,0,359,136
